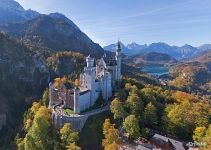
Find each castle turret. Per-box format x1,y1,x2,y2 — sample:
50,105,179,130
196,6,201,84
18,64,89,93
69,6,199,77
86,55,94,68
84,55,96,105
115,41,121,83
74,87,80,113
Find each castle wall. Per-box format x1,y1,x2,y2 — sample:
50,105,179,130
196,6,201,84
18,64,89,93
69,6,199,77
78,91,91,112
107,65,117,88
100,73,112,100
52,112,88,131
52,106,109,132
65,94,74,109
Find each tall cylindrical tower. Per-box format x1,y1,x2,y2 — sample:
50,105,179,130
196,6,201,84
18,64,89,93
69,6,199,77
115,41,121,83
74,87,80,114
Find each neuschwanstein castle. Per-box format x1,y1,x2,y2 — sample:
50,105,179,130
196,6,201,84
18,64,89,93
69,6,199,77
49,41,122,113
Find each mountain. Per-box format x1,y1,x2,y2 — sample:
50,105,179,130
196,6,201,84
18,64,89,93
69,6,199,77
198,44,211,51
175,44,199,58
125,52,177,66
0,32,49,145
103,42,147,56
192,50,211,64
127,42,147,54
105,42,211,59
103,42,131,55
144,42,181,58
0,0,39,24
0,14,105,57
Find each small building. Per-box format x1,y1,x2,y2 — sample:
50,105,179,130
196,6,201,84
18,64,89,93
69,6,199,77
150,134,185,150
49,41,122,113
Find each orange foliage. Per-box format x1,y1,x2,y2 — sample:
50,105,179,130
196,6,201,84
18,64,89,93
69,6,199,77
173,91,198,103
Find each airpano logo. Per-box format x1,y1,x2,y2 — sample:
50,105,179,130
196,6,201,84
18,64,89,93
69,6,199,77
186,141,207,147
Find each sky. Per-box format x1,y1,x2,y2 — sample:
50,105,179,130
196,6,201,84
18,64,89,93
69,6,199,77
16,0,211,47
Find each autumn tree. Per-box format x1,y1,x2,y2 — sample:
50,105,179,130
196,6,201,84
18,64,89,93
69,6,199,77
144,102,158,127
102,119,120,150
15,134,24,150
110,98,125,120
66,143,81,150
162,101,210,139
193,127,206,142
60,123,79,149
123,115,140,139
24,106,51,150
23,102,41,132
74,79,80,87
126,92,143,114
202,125,211,150
129,85,138,95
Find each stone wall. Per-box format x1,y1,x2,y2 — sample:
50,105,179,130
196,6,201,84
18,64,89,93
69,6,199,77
52,111,88,131
52,106,108,132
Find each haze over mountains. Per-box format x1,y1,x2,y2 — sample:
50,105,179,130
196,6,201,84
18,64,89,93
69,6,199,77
104,42,211,59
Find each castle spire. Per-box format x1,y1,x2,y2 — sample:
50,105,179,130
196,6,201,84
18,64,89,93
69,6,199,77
115,40,121,84
116,40,121,57
116,40,121,52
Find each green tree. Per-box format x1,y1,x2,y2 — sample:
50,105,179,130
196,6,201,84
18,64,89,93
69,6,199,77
110,98,125,119
162,101,210,140
130,85,138,95
40,88,49,106
125,83,132,92
24,106,51,150
123,115,140,139
60,123,79,149
23,102,41,132
193,127,206,142
202,125,211,150
116,89,127,101
126,93,143,114
144,102,158,127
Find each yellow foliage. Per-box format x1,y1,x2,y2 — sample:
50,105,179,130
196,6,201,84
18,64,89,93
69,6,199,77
66,143,81,150
102,118,120,150
54,77,67,88
74,79,80,87
30,102,41,114
24,119,32,132
35,106,51,123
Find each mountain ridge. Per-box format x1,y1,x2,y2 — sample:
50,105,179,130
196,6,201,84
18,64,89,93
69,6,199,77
0,0,105,58
104,42,211,59
0,14,105,57
0,0,40,24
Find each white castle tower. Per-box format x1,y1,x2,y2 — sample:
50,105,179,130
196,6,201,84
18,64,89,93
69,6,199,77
115,41,121,83
83,55,96,105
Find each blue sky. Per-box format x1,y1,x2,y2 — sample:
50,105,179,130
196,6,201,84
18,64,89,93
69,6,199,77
16,0,211,46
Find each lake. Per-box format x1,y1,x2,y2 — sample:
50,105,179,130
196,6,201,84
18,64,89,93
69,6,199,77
141,64,169,76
